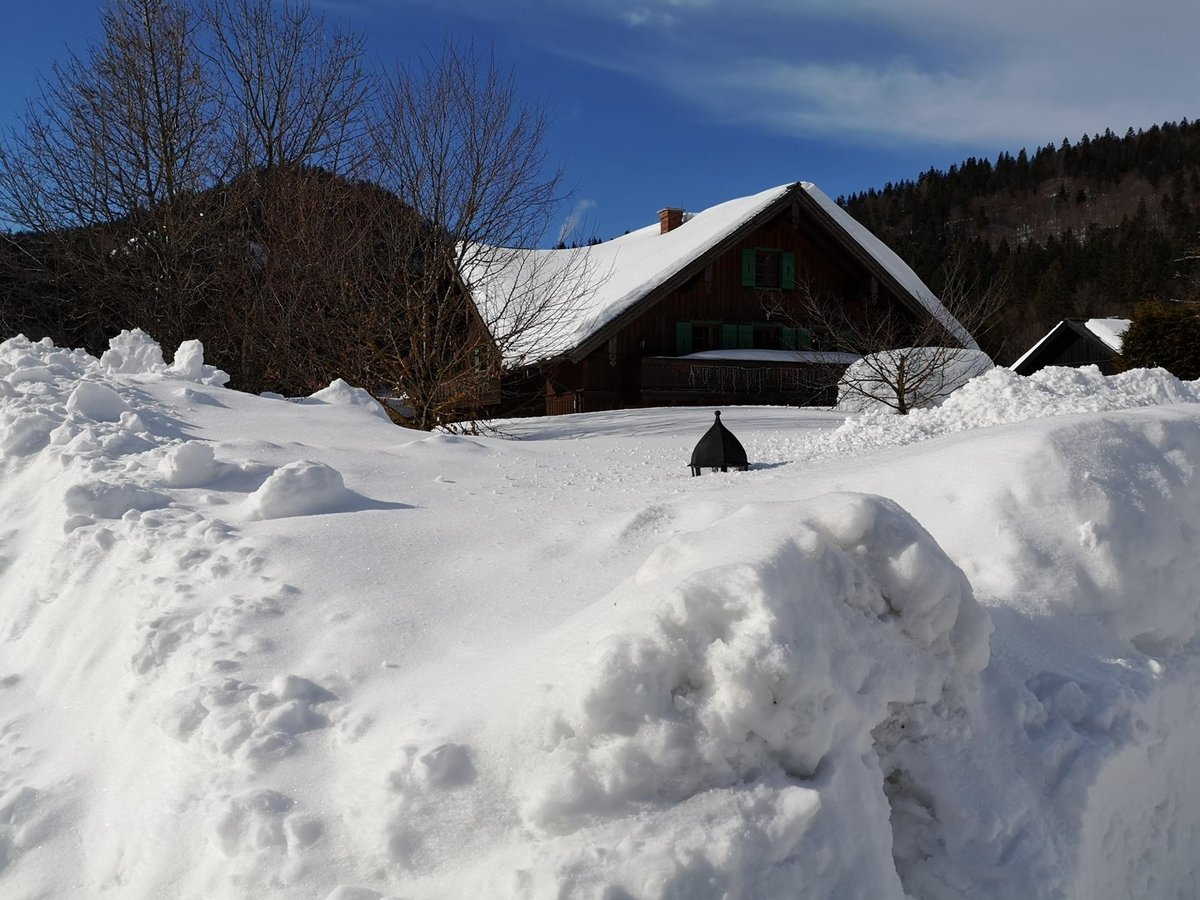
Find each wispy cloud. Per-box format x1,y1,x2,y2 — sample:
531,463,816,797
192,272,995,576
654,2,1200,147
623,9,677,28
374,0,1200,150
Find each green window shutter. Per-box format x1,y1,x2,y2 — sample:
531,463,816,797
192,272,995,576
782,328,813,351
741,249,757,287
720,324,738,350
738,325,754,349
675,322,693,355
781,252,796,289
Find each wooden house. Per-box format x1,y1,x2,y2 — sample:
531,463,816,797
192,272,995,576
468,182,977,416
1011,318,1130,376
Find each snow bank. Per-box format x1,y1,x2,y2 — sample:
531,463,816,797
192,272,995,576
6,332,1200,899
500,493,990,897
759,364,1200,463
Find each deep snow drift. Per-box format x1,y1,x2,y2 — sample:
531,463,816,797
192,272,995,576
3,330,1200,899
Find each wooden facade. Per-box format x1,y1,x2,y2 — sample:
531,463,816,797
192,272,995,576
507,185,949,416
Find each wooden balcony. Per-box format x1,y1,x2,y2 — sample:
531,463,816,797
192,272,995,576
640,355,848,406
432,372,502,408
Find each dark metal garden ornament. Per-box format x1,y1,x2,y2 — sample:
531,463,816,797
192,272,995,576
689,410,749,476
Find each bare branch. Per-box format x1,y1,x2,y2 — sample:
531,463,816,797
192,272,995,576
365,40,593,428
203,0,370,176
773,252,1007,414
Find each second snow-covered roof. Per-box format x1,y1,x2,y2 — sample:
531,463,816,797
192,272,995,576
1011,318,1131,373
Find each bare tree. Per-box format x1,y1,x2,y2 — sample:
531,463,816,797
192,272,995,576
196,0,373,385
1,14,591,426
0,0,375,383
0,0,222,347
362,41,595,429
203,0,370,175
766,255,1007,414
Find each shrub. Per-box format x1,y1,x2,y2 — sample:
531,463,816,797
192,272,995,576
1118,301,1200,379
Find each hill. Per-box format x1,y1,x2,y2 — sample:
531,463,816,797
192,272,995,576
840,119,1200,362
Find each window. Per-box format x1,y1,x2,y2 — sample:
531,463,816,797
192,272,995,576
741,248,796,290
692,322,720,352
756,251,780,288
677,321,793,354
781,327,814,351
676,321,720,354
753,324,780,350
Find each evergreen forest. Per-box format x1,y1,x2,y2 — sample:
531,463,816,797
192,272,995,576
838,119,1200,363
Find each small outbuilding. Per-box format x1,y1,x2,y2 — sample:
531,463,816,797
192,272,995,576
1011,318,1130,376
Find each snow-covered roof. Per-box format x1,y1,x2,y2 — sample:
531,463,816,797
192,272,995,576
1011,318,1130,372
466,182,976,365
1084,318,1131,353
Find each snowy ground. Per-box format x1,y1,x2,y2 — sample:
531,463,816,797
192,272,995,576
3,330,1200,899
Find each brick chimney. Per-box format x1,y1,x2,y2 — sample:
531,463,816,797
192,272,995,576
659,207,685,234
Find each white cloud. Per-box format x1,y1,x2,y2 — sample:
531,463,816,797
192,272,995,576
623,8,677,28
602,0,1200,146
375,0,1200,149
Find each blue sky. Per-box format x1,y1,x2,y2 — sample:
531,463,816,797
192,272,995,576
3,0,1199,244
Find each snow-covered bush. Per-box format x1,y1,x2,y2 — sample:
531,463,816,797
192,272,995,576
837,347,993,414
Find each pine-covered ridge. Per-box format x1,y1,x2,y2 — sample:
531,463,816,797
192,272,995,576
839,119,1200,363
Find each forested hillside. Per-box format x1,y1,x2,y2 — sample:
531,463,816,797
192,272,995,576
840,119,1200,362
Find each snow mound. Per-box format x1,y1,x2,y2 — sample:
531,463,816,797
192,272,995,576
245,459,354,520
66,380,130,422
825,365,1200,454
169,339,230,386
64,480,170,521
303,378,390,421
506,493,990,896
157,441,226,488
98,329,230,386
101,328,167,374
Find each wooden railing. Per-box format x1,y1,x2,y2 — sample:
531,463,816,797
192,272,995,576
641,357,841,398
432,372,502,408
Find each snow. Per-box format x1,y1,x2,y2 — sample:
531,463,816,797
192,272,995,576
4,332,1200,897
1084,317,1131,352
836,347,994,412
468,183,973,364
1012,318,1131,372
244,459,357,520
301,378,391,421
